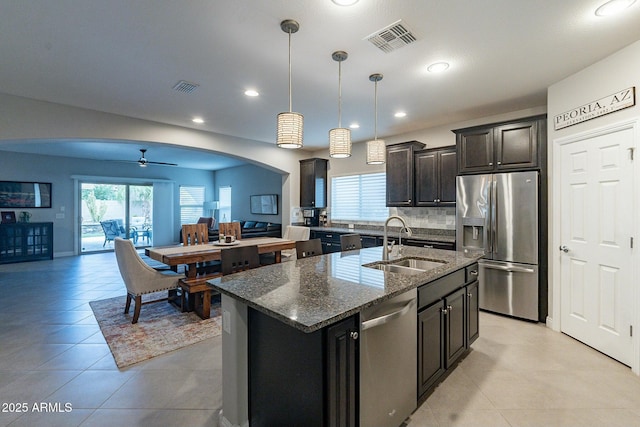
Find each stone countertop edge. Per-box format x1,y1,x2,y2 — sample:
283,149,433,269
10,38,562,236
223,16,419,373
207,246,483,334
310,226,455,243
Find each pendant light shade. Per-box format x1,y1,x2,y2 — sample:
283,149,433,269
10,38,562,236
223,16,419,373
329,51,351,158
366,73,386,165
276,19,303,149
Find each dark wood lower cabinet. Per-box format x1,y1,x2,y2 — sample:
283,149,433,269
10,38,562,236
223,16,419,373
418,302,445,396
417,263,479,399
248,308,358,427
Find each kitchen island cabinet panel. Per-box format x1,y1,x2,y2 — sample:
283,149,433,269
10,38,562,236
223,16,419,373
444,287,467,367
418,302,445,396
248,308,325,427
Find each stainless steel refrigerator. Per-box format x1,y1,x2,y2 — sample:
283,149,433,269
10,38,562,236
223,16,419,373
456,171,539,321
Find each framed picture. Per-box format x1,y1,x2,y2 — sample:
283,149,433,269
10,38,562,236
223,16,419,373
250,194,278,215
1,211,16,224
0,181,52,208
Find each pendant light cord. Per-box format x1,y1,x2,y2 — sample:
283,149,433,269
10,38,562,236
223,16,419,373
288,30,293,113
374,79,378,140
337,60,342,128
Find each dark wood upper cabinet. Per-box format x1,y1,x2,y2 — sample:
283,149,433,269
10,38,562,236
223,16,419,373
495,120,539,170
455,115,545,174
300,158,328,208
415,146,457,207
386,141,425,207
456,127,494,174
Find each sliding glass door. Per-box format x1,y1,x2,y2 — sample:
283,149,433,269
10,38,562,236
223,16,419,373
80,182,153,253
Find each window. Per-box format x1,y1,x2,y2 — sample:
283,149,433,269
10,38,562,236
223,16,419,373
219,186,231,223
331,172,388,222
179,186,205,224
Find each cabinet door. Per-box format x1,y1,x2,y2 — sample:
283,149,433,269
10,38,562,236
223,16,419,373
327,316,358,427
457,127,494,174
300,159,327,208
438,148,457,205
495,120,538,170
415,150,438,206
466,280,479,347
444,288,466,367
386,142,424,206
418,302,445,396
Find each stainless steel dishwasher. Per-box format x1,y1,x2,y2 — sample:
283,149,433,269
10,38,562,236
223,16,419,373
360,288,417,427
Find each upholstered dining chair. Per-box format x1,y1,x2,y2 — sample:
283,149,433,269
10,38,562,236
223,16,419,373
221,245,260,275
114,238,183,324
219,222,242,240
340,233,362,251
295,238,323,259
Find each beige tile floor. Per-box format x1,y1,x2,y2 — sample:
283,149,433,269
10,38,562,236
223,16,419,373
1,252,640,426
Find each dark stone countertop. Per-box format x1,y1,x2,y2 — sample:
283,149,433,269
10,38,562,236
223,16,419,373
309,226,455,243
207,246,482,333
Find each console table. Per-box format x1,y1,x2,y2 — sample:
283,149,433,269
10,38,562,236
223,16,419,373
0,222,53,264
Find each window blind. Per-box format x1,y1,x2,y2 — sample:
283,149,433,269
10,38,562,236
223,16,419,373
331,172,388,222
179,186,205,224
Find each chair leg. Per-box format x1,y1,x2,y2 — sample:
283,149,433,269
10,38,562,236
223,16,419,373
125,293,132,314
132,295,142,324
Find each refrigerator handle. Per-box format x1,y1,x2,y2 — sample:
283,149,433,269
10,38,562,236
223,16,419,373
491,177,497,255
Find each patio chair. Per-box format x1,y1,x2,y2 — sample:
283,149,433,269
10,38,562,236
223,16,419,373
114,238,183,323
100,219,128,247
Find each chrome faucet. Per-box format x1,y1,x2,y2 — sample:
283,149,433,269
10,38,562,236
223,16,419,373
383,215,412,260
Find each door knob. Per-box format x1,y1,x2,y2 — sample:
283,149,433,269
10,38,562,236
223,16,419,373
559,245,569,253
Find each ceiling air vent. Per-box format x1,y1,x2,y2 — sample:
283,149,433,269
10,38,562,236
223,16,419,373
172,80,200,94
365,20,417,53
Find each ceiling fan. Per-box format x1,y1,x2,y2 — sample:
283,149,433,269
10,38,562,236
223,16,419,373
133,149,177,167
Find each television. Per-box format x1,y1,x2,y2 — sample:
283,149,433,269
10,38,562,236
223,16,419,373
0,181,52,208
250,194,278,215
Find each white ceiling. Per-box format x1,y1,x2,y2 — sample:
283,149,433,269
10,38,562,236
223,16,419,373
1,0,639,170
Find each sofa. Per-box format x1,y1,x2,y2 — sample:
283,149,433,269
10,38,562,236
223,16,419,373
211,220,281,240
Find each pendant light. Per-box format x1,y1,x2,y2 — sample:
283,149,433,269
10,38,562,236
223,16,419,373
329,51,351,158
366,73,385,164
276,19,303,149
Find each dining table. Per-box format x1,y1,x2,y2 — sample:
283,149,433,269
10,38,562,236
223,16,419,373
145,236,296,279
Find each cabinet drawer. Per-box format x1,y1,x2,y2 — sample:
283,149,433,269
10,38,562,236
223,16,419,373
465,263,479,284
418,269,465,310
404,239,455,251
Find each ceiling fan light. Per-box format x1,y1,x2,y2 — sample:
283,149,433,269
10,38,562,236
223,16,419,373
366,139,386,164
277,112,304,149
329,127,352,158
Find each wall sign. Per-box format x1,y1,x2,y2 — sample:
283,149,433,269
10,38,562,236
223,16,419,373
554,87,635,130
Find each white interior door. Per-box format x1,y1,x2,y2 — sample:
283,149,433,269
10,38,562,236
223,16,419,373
559,124,634,366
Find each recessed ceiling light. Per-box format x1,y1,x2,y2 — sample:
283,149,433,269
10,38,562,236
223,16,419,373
192,117,205,124
394,112,407,118
427,62,450,73
595,0,635,16
350,123,360,129
332,0,359,5
244,89,259,97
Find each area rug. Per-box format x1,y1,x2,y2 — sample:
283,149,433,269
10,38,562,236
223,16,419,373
89,292,222,368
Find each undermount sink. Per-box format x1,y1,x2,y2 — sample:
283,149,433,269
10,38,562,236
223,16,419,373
364,257,447,275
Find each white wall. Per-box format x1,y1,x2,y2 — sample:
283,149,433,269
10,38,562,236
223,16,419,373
547,39,640,329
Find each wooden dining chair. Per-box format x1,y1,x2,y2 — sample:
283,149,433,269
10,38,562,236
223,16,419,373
295,238,323,259
219,222,242,240
182,223,219,275
181,223,209,245
340,233,362,251
221,245,260,275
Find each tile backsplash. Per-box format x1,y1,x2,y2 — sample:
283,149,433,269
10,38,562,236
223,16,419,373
329,207,456,231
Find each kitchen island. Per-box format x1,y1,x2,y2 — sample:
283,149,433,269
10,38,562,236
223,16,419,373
208,246,482,427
